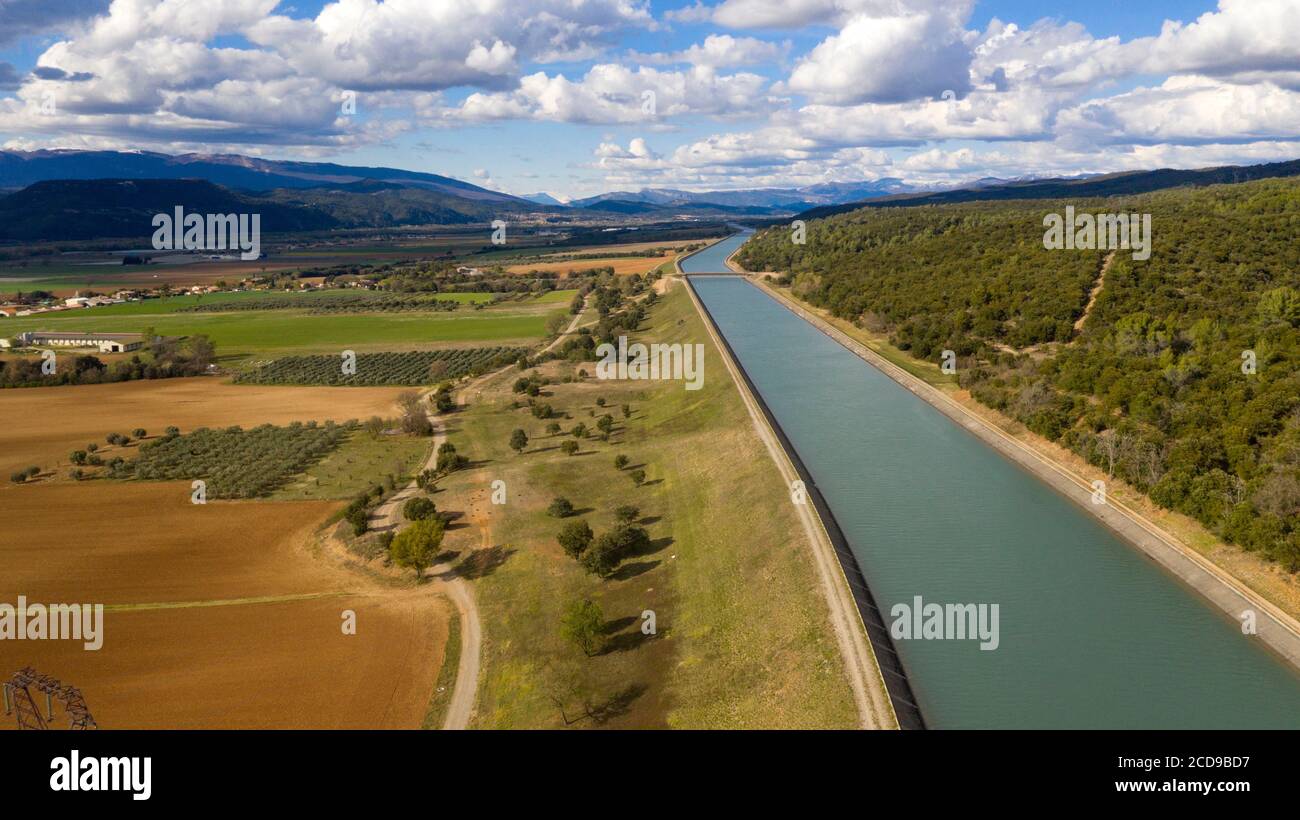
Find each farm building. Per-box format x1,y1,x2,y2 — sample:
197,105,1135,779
5,331,147,353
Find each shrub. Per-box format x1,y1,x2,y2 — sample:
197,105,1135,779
561,599,605,657
614,454,629,470
390,518,446,579
580,533,622,577
436,441,470,475
509,429,529,454
547,497,575,518
403,496,438,522
557,519,593,558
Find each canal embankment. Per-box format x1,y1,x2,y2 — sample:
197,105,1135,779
682,274,919,730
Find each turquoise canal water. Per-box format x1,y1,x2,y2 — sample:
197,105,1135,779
685,243,1300,728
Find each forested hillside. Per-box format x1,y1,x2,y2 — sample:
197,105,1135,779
738,178,1300,569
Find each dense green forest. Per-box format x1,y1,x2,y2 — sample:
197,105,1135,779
738,178,1300,570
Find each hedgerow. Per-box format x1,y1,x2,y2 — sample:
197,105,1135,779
180,293,464,313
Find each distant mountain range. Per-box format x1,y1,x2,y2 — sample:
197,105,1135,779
796,160,1300,219
567,180,916,213
0,150,526,203
520,192,567,206
1,149,1298,242
0,179,338,242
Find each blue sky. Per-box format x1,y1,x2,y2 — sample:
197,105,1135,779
2,1,1298,199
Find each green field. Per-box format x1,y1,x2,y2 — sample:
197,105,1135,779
272,430,432,501
2,289,576,358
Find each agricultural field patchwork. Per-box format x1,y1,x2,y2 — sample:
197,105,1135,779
1,289,578,358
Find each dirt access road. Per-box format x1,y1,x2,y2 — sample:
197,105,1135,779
369,296,589,730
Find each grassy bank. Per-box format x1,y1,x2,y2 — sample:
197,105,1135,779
434,280,859,728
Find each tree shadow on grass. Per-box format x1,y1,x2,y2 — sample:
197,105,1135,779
610,559,659,581
602,626,657,655
638,515,661,526
602,616,637,634
447,545,516,580
631,536,673,559
588,683,648,725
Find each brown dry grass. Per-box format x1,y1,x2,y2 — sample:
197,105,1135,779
0,377,406,477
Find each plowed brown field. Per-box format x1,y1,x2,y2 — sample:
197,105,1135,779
0,481,446,729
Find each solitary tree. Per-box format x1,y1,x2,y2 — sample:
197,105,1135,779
614,505,640,524
548,497,575,518
403,496,438,522
69,450,88,465
509,428,529,454
596,414,614,435
132,428,147,439
571,422,587,439
621,404,631,419
595,397,606,407
561,440,579,456
390,518,445,579
546,422,562,437
614,454,629,470
630,468,646,487
556,519,594,558
561,599,605,657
